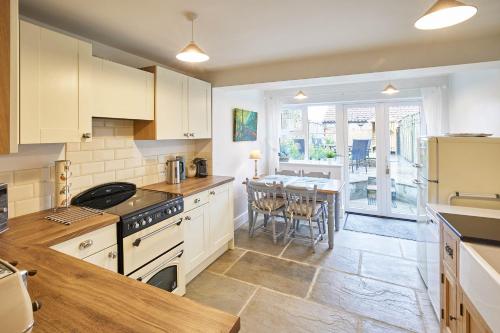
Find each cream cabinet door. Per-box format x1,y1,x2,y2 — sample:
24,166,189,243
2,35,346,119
188,77,212,139
83,245,118,273
20,21,86,143
93,58,154,120
208,184,233,250
183,204,210,273
155,67,189,139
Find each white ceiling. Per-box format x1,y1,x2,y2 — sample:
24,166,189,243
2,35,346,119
20,0,500,72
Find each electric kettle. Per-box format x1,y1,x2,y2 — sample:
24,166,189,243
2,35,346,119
165,159,181,184
0,258,41,333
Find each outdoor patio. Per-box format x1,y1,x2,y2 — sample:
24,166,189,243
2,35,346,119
348,153,417,216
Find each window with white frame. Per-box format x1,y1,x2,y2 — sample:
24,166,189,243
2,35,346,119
279,105,337,161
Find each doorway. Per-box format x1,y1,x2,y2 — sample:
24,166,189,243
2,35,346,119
343,101,422,220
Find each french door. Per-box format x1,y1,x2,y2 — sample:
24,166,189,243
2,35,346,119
343,101,422,219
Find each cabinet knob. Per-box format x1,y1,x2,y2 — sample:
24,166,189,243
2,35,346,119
209,190,215,195
82,133,92,139
194,198,200,204
189,133,195,137
449,315,457,321
108,251,117,259
184,216,191,221
79,239,93,250
183,133,189,137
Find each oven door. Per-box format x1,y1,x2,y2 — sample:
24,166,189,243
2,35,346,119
122,215,183,275
128,243,186,296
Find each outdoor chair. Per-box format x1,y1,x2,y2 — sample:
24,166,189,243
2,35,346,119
350,139,371,173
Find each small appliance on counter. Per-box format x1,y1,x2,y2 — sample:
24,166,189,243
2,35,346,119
166,159,181,184
0,259,41,333
193,158,208,178
176,156,186,180
0,183,8,234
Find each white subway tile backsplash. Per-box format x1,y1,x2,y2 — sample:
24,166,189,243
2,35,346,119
92,172,116,184
9,184,35,201
81,138,105,151
105,160,125,171
80,162,105,175
105,138,126,149
93,150,115,161
116,168,134,180
14,169,42,185
1,118,211,218
66,151,93,164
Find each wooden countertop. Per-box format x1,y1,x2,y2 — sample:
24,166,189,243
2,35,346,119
143,175,235,197
0,207,240,333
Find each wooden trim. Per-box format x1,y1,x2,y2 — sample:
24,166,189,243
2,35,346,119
134,65,157,139
0,0,11,154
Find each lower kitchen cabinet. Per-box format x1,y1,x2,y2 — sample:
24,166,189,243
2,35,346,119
183,204,210,273
442,266,459,333
440,222,493,333
459,290,492,333
83,245,118,273
183,182,234,281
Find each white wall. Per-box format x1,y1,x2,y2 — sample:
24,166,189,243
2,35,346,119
212,89,266,228
449,69,500,135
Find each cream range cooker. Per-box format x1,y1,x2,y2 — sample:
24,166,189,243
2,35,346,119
71,182,186,295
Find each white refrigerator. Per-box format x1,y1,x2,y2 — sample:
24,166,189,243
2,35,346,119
416,136,500,317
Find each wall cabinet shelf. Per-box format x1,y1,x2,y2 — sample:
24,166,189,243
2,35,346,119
134,66,212,140
19,20,92,144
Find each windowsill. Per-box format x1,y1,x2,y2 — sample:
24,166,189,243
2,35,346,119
279,159,343,167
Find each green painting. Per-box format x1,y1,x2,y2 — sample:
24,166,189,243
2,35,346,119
233,108,258,141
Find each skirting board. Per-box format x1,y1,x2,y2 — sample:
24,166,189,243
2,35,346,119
234,211,248,230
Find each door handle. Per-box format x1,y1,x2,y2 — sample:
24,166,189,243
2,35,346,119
413,179,423,185
132,218,183,247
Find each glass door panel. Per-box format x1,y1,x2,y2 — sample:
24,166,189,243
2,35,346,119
344,104,378,213
386,103,422,218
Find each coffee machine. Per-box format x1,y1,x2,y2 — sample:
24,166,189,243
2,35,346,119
193,158,208,178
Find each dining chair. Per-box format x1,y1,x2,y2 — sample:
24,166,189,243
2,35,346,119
274,168,300,177
246,178,287,244
283,185,325,252
302,171,331,232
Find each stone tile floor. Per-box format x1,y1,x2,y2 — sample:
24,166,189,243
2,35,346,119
184,219,440,333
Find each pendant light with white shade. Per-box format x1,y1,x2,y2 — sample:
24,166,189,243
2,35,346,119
294,90,308,100
176,12,209,63
415,0,477,30
381,84,399,95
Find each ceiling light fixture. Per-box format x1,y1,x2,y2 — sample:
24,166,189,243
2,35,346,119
176,12,209,63
415,0,477,30
381,84,399,95
294,90,308,100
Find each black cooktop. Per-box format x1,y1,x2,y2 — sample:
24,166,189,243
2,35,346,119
437,212,500,246
71,182,181,218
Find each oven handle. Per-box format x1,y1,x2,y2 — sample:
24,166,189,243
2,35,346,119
132,217,183,247
136,250,184,282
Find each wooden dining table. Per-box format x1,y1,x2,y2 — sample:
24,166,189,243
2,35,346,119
247,175,345,249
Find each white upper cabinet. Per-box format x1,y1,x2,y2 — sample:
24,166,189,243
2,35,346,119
188,77,212,139
19,20,92,144
92,58,154,120
134,66,211,140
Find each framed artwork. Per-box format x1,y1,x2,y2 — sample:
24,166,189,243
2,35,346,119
233,108,257,141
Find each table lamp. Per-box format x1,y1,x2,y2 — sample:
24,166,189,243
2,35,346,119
249,149,262,179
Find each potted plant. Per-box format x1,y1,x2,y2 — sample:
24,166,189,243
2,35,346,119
325,150,336,161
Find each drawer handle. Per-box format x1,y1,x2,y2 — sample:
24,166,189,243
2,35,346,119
449,315,457,321
132,218,183,247
108,251,117,259
445,244,454,259
136,250,184,282
194,198,201,204
184,216,191,221
79,239,93,250
209,190,215,195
